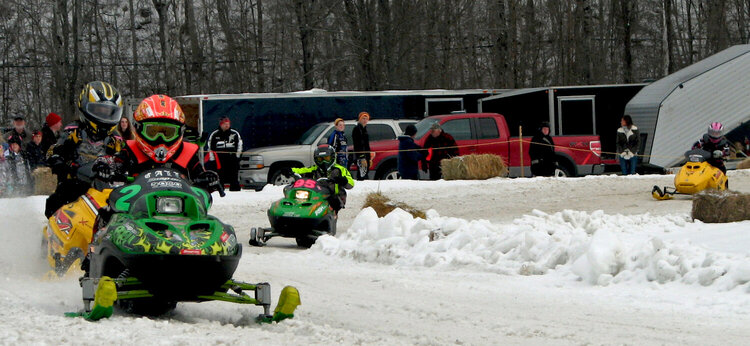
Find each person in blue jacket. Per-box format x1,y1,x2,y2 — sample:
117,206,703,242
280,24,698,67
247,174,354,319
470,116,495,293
398,124,425,180
327,118,348,168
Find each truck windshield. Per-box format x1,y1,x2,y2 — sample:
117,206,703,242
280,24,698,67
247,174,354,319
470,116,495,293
414,118,439,138
295,124,328,145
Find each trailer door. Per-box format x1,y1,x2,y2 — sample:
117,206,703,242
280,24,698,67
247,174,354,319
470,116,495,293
556,96,596,135
425,98,464,117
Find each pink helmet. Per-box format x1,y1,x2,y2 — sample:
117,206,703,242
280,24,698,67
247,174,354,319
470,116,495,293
708,122,724,143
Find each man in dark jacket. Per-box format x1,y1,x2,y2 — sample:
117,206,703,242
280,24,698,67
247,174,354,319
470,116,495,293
529,121,556,177
5,116,32,145
398,124,425,180
41,112,63,155
351,111,372,181
422,123,458,180
207,116,243,191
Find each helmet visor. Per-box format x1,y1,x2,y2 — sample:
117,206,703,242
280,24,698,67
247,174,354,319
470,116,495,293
708,129,722,138
141,122,181,142
315,155,333,166
85,102,123,124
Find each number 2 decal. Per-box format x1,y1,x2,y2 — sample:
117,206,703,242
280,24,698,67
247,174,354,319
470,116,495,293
115,185,141,211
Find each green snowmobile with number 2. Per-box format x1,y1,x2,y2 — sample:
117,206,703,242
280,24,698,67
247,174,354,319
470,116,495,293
69,168,299,323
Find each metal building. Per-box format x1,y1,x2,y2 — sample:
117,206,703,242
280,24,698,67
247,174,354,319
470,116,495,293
624,45,750,169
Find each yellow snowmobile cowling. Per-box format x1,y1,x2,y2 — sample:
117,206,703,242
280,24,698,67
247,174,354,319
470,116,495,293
43,187,113,275
651,149,728,200
674,161,727,194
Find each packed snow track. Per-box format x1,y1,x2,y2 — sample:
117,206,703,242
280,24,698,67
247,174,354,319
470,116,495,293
3,171,750,345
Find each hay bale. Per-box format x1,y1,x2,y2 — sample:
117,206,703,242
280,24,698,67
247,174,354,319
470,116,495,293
737,157,750,170
32,167,57,195
440,154,508,180
692,189,750,223
362,192,426,219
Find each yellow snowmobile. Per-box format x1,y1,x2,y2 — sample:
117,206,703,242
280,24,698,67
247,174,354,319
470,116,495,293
652,149,728,200
42,162,121,276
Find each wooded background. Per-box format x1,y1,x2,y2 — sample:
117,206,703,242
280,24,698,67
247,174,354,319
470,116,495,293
0,0,746,128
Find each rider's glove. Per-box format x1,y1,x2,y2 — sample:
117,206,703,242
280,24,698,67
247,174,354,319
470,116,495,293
48,156,67,176
92,160,115,180
194,170,221,191
713,150,723,159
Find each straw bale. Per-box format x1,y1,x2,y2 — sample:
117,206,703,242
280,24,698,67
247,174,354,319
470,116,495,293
736,158,750,170
32,167,57,195
441,154,508,180
362,192,426,219
692,189,750,223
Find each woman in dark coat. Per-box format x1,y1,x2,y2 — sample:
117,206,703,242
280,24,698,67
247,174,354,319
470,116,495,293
529,121,556,177
351,112,372,180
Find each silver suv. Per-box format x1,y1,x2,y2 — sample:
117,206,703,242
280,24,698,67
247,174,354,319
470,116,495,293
239,119,416,190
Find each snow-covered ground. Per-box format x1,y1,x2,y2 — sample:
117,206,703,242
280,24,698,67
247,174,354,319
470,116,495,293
3,171,750,345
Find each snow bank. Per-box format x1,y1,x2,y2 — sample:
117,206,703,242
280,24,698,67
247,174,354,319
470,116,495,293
313,207,750,291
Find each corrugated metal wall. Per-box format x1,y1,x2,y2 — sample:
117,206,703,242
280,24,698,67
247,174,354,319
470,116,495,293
650,52,750,167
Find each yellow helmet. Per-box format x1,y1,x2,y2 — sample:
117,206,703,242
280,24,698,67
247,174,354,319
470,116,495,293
77,81,123,139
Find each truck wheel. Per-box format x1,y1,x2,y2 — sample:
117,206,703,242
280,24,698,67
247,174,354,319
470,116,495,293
270,167,295,186
554,164,572,178
377,165,400,180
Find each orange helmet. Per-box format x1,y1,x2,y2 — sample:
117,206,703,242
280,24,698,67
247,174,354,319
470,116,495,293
132,95,186,163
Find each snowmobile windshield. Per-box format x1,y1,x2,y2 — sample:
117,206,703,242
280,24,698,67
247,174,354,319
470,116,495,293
295,124,328,145
414,119,439,139
685,149,711,162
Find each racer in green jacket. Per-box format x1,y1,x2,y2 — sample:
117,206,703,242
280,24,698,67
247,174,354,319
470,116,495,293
292,145,354,214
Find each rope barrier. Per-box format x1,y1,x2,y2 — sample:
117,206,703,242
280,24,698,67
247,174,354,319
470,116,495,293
206,138,690,162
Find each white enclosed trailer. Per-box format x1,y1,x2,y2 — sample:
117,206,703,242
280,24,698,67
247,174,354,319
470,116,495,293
625,45,750,169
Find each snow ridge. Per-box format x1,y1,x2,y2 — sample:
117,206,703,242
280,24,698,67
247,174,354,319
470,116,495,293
313,207,750,291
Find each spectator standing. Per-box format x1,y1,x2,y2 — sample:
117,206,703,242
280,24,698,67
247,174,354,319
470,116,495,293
208,116,243,191
397,124,425,180
422,123,458,180
4,137,32,196
26,131,46,170
327,118,348,168
616,115,640,175
529,121,556,177
41,112,63,154
352,111,372,181
5,116,31,145
117,117,135,140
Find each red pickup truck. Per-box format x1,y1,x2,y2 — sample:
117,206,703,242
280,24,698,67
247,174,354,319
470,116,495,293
366,113,604,179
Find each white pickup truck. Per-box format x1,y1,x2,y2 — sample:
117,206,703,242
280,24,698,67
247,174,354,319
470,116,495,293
239,119,416,190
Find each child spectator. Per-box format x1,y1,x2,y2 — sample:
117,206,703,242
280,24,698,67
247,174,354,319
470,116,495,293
4,137,32,196
26,131,46,170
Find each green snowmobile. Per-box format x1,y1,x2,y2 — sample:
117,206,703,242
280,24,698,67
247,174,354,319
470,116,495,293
249,177,337,248
69,168,299,322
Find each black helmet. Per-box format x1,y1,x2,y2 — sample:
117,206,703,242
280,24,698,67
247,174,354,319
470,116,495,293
77,81,123,140
314,145,336,172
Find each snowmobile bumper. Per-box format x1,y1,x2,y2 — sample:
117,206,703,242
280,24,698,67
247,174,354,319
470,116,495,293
77,276,300,323
270,216,331,237
91,240,241,299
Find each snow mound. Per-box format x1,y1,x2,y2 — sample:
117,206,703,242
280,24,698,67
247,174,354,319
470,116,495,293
313,208,750,291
